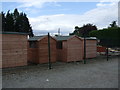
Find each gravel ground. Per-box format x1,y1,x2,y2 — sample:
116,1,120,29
2,55,119,88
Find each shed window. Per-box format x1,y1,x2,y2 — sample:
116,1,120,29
57,41,63,49
29,41,37,48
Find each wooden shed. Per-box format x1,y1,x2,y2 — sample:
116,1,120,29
82,37,97,59
1,32,28,68
28,35,57,64
55,35,83,62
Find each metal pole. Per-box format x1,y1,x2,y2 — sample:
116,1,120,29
106,47,109,61
83,32,86,64
48,32,52,69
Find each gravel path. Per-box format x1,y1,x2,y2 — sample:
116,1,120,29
2,55,119,88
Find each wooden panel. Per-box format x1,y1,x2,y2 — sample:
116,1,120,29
2,41,27,50
67,37,83,62
82,39,97,59
2,34,27,41
0,34,2,42
27,48,39,63
57,36,83,62
0,34,2,68
2,34,28,68
38,36,57,64
57,41,67,62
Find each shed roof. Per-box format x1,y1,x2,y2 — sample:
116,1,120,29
28,36,46,41
1,31,29,35
81,37,97,40
55,35,83,41
28,35,57,41
55,36,72,41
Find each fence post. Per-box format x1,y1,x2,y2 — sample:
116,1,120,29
84,36,86,64
106,47,109,61
48,32,52,69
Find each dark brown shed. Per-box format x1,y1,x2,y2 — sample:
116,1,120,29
55,35,83,62
28,35,57,64
1,32,28,68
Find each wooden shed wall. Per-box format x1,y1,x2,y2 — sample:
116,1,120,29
38,36,57,64
57,36,83,62
28,36,57,64
83,39,97,59
67,37,83,62
27,41,39,63
57,41,67,62
2,34,27,68
27,48,39,63
0,34,2,68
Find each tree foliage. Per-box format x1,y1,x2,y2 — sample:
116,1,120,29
1,12,6,32
109,21,117,28
70,26,82,36
1,8,34,37
5,10,14,32
70,23,97,37
90,21,120,47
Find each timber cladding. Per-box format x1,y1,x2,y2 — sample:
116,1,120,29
57,41,67,62
28,36,57,64
1,33,28,68
56,35,83,62
27,48,38,63
67,37,83,62
1,33,97,68
82,39,97,59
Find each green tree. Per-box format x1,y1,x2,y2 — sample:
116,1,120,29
13,8,20,32
22,13,34,37
81,24,97,37
90,26,120,47
70,23,97,37
5,10,14,32
1,8,34,37
13,8,19,20
109,21,117,28
70,26,82,36
23,13,31,32
29,26,34,37
1,12,6,32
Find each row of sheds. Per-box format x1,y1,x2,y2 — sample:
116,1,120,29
1,32,97,68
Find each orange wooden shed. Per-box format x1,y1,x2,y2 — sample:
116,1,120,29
82,37,97,59
28,35,57,64
1,32,28,68
55,35,83,62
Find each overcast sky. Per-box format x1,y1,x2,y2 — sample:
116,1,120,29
2,0,119,35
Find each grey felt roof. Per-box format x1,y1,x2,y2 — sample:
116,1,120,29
54,36,73,41
81,37,97,40
28,35,96,41
1,32,29,35
28,36,46,41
